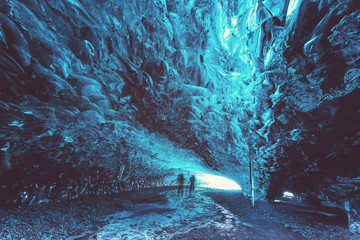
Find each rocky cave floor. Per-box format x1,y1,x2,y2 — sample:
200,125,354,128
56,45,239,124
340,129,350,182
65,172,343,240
0,187,357,240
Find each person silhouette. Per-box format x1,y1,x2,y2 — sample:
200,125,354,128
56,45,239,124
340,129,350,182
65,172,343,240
189,174,195,195
177,173,184,195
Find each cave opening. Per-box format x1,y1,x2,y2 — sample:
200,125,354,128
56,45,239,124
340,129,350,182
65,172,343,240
197,173,242,191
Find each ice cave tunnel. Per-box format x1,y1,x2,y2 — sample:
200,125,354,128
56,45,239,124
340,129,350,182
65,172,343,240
0,0,360,239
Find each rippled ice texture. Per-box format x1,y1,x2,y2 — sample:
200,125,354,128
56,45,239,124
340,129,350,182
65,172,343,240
0,0,360,233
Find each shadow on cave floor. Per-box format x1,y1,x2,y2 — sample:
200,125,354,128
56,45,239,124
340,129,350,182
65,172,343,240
0,187,356,239
206,191,354,240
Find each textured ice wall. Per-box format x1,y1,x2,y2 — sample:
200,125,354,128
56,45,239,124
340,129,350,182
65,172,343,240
253,0,360,232
0,0,264,206
0,0,176,206
0,0,359,230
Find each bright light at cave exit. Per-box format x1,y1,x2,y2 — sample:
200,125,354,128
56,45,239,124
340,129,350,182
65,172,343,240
197,173,242,190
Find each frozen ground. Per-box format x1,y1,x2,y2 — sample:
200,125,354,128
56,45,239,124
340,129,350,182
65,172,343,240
0,187,356,239
91,189,303,240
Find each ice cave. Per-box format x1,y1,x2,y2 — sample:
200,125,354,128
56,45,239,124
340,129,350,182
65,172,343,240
0,0,359,239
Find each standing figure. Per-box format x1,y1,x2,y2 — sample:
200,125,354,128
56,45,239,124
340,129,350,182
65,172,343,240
177,173,184,195
189,174,195,195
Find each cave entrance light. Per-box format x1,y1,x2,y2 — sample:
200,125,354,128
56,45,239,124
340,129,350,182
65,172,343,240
197,173,242,190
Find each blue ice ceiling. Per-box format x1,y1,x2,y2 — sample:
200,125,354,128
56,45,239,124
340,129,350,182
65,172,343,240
0,0,360,231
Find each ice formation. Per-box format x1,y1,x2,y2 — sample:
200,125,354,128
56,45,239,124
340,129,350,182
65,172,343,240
0,0,359,233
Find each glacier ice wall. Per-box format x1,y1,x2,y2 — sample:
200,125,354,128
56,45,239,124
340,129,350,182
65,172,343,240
0,0,267,206
260,0,360,231
0,0,359,229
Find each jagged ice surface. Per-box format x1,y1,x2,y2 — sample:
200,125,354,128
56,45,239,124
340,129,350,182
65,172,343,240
0,0,359,234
